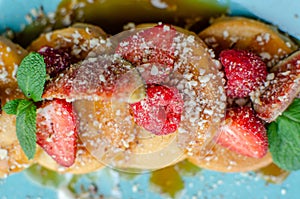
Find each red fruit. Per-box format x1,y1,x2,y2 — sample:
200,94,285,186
219,49,267,98
38,46,71,77
253,50,300,122
129,84,184,135
116,24,177,84
216,106,268,158
42,55,143,102
36,99,78,167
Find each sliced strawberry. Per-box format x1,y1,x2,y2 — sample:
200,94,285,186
42,55,145,102
36,99,78,167
38,46,71,77
216,106,268,159
115,24,177,84
129,84,184,135
253,50,300,122
219,49,267,98
43,25,177,101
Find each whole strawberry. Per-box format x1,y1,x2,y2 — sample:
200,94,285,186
129,84,184,135
216,106,268,158
219,49,267,98
38,46,71,77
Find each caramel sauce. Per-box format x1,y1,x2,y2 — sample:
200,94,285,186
14,0,227,47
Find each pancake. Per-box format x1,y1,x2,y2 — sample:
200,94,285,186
73,24,226,171
199,16,297,67
0,36,33,178
188,17,297,172
27,24,107,174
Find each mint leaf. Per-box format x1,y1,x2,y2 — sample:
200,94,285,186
3,99,35,115
282,98,300,123
15,100,37,159
268,99,300,171
3,99,23,114
17,52,46,102
3,52,46,160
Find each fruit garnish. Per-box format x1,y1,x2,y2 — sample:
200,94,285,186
216,106,268,158
36,99,78,167
252,50,300,122
116,24,177,84
16,52,46,102
3,52,77,167
199,17,297,67
38,46,71,77
42,54,145,102
74,26,225,171
129,84,184,135
3,99,37,159
3,52,47,159
219,49,267,98
267,98,300,171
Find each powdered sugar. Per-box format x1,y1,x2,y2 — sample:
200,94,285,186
69,25,226,170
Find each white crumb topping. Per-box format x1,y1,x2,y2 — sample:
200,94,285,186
0,149,8,160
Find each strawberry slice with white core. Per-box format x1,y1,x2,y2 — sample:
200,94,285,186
219,49,267,98
36,99,78,167
116,24,177,84
252,50,300,122
216,106,268,159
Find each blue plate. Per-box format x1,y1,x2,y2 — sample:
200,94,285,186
0,0,300,198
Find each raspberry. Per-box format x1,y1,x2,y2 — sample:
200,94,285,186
38,46,71,77
219,49,267,98
129,84,184,135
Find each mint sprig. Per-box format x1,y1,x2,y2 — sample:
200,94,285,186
10,99,36,159
3,52,46,159
17,52,46,102
267,98,300,171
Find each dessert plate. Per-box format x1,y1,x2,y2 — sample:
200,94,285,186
0,0,300,198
